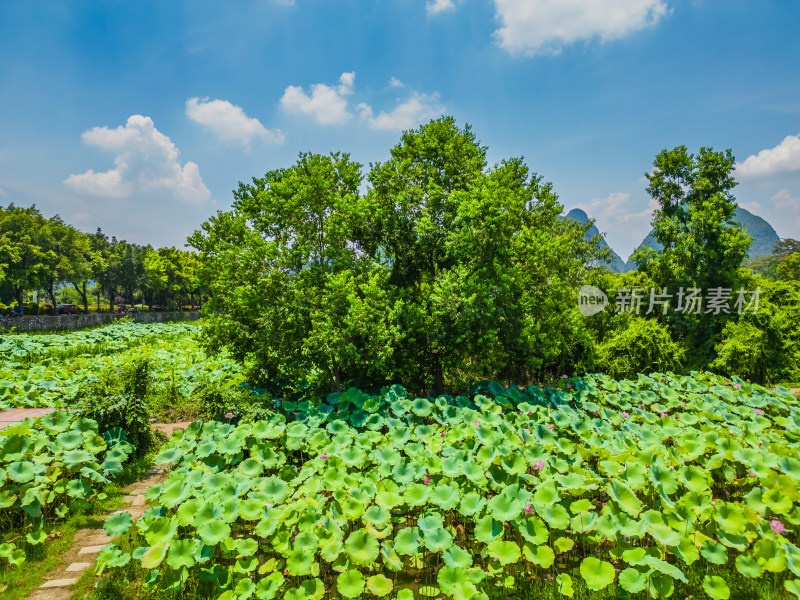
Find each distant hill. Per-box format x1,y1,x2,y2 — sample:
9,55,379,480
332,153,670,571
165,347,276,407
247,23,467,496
563,208,627,273
625,206,780,270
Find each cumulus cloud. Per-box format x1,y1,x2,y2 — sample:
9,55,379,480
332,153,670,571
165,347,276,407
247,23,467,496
280,72,356,124
186,97,284,149
388,76,405,88
735,133,800,178
357,93,444,132
492,0,669,56
64,115,210,204
426,0,455,16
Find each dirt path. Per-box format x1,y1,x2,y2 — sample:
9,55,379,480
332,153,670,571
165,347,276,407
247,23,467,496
27,468,168,600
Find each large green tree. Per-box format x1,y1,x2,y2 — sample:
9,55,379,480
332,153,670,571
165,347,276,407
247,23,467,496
633,146,751,362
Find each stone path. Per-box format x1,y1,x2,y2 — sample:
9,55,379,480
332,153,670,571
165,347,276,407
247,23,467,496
0,407,56,429
27,467,168,600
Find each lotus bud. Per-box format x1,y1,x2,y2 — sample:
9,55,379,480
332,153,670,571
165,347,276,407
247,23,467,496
321,453,328,460
473,420,479,426
423,474,430,485
527,410,533,416
754,408,763,416
622,411,630,418
524,504,533,514
593,409,599,416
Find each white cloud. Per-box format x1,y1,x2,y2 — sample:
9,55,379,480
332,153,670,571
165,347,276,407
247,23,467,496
388,76,405,88
186,97,284,149
64,115,211,204
357,93,444,132
576,192,659,256
492,0,669,56
426,0,455,16
280,72,356,124
735,133,800,178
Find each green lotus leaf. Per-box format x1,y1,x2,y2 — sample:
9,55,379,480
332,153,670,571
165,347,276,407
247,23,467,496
786,580,800,598
764,487,793,514
715,502,746,535
553,536,574,553
619,567,647,593
6,461,36,483
423,526,454,553
403,483,430,507
363,505,391,529
197,519,231,545
474,515,504,544
286,548,314,576
344,529,380,565
154,447,181,466
104,511,133,536
648,523,681,546
452,582,479,600
517,515,548,545
539,503,570,530
256,572,285,600
166,538,200,570
237,538,259,557
396,589,414,600
430,485,460,511
735,553,763,578
556,573,574,598
141,542,168,569
337,570,365,598
488,492,522,521
701,540,728,565
702,575,730,600
443,545,473,569
487,539,520,566
366,574,393,597
607,480,643,517
580,557,615,591
56,430,84,450
437,565,469,595
419,585,440,597
643,555,687,582
394,527,422,556
533,481,559,505
523,543,555,568
26,530,47,545
753,538,786,572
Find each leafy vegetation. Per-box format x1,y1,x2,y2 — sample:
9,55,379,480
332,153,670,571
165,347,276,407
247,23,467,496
0,412,133,568
90,371,800,599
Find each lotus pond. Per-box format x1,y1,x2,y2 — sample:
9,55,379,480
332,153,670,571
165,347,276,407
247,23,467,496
88,371,800,599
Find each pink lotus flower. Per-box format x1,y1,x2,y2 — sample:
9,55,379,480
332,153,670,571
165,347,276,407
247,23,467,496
754,408,763,416
770,519,786,535
749,471,756,478
533,461,545,471
639,404,644,409
566,384,572,389
593,409,599,416
321,453,328,460
680,402,686,408
660,412,668,418
527,410,533,416
622,411,630,418
561,374,568,379
440,432,446,438
547,423,555,430
524,428,531,434
225,412,234,419
423,474,430,485
473,420,479,426
733,383,742,390
724,380,730,386
524,504,533,514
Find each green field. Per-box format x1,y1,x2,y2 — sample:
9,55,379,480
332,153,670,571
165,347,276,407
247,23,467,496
2,321,800,599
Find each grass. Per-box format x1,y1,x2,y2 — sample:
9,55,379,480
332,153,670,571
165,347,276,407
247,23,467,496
0,453,155,599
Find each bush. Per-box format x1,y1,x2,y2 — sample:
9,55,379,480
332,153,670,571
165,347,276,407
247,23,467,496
596,316,685,379
73,359,155,457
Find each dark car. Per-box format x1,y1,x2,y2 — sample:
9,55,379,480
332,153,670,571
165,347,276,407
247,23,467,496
56,304,84,315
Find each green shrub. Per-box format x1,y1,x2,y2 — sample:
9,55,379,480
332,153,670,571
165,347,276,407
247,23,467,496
596,316,685,379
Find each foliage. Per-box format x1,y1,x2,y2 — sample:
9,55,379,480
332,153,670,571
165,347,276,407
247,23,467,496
191,117,605,395
633,146,752,363
0,321,244,411
711,276,800,384
0,412,132,569
596,317,685,379
96,371,799,599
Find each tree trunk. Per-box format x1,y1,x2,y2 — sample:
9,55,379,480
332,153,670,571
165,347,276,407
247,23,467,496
71,282,89,313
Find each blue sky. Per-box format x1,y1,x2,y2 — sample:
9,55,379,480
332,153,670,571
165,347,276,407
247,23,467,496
0,0,798,259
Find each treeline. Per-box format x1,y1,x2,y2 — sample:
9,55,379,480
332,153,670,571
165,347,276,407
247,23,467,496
192,117,800,392
0,204,204,313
